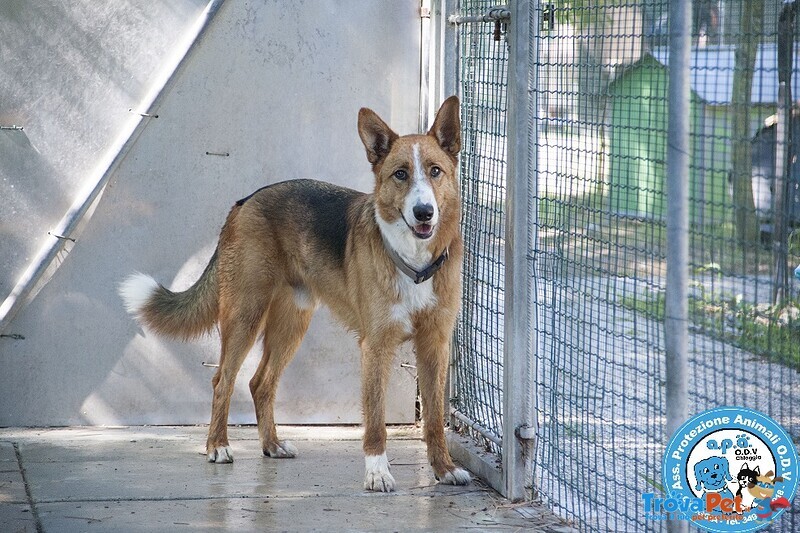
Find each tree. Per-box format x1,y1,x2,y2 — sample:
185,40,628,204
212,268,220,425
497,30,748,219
729,0,764,245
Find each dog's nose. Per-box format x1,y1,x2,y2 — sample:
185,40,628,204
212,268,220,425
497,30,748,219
413,203,434,222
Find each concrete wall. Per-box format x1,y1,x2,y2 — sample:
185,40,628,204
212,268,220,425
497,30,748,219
0,0,422,425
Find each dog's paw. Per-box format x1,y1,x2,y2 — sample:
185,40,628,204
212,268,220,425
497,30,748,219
207,445,234,463
264,440,297,458
436,467,471,486
364,453,396,492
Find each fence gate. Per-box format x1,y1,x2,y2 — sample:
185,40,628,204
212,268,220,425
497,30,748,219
444,0,537,504
442,0,800,531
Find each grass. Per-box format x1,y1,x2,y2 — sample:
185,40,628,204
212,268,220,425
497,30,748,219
620,290,800,371
533,186,800,370
536,189,800,280
464,158,800,370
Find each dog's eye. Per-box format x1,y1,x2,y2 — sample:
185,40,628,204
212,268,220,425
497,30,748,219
430,166,442,178
394,169,408,181
714,464,719,470
703,468,709,474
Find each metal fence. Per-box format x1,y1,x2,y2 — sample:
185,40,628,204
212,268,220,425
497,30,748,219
451,0,509,458
446,0,800,531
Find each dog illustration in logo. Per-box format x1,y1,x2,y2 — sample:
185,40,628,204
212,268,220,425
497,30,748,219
736,463,788,513
694,456,734,500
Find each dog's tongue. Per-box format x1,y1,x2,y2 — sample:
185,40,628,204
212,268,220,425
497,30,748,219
415,224,433,237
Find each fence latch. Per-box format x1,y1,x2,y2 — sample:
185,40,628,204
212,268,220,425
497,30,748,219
449,5,510,41
515,424,536,441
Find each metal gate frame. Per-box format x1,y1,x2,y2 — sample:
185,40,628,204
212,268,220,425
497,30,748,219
434,1,797,530
432,0,538,502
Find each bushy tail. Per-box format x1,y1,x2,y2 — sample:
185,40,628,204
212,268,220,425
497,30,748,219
119,251,218,340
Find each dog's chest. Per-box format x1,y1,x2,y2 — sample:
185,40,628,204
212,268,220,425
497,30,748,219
390,274,436,334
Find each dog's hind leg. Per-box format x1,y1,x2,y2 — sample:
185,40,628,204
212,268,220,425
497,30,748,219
249,290,313,458
206,299,266,464
414,319,471,486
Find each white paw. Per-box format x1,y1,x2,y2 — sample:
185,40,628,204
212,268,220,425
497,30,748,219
437,467,471,485
265,440,297,458
364,453,396,492
207,445,234,463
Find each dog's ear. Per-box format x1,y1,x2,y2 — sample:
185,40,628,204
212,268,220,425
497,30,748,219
358,108,399,167
427,95,461,158
753,465,760,475
694,463,703,488
740,462,749,472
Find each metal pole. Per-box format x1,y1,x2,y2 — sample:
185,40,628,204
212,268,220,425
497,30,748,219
503,0,537,502
441,0,458,100
419,0,433,133
774,82,789,306
448,7,510,25
773,0,796,306
666,0,691,532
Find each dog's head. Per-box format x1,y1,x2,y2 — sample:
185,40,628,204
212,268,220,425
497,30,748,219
357,97,461,249
694,456,733,492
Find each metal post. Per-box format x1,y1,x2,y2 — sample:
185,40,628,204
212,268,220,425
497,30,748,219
772,0,796,306
774,81,789,305
419,0,433,133
503,0,537,502
665,0,691,532
441,0,458,100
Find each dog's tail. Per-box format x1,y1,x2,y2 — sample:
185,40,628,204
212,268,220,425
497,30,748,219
119,250,219,340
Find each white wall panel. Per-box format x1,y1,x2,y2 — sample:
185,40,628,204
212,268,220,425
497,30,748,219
0,0,422,425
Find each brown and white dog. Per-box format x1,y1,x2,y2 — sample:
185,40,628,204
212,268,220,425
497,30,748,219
119,96,469,491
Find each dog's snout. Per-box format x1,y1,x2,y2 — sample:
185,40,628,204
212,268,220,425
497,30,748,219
413,203,434,222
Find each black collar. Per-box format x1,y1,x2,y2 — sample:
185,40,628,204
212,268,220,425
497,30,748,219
383,241,449,284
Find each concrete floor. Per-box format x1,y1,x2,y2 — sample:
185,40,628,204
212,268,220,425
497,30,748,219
0,426,573,532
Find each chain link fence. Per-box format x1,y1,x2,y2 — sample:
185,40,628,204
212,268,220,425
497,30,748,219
449,0,800,531
451,0,509,455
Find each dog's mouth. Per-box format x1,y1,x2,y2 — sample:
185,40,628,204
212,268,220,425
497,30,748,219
400,210,435,240
412,223,434,239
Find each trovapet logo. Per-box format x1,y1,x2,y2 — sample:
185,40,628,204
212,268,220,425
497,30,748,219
644,406,797,532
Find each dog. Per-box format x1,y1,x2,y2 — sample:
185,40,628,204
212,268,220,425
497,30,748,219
693,456,734,500
736,463,784,510
119,96,470,492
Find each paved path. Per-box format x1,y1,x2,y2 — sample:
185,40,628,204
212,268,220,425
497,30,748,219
0,426,573,532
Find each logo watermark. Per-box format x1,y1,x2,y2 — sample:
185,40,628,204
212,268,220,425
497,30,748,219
643,406,798,532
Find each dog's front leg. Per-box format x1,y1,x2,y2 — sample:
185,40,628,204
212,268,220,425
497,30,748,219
360,336,398,492
414,319,471,485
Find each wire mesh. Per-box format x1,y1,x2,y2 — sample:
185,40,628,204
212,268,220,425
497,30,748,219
529,1,800,531
530,2,668,528
451,0,509,455
450,0,800,531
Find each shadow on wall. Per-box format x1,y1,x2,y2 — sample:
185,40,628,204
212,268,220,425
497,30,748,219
84,244,222,425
